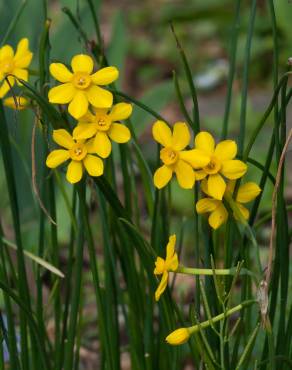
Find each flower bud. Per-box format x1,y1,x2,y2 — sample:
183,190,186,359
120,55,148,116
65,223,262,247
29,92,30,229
165,328,190,345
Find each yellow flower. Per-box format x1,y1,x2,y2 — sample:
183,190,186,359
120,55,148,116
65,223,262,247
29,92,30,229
3,96,29,110
152,121,209,189
0,38,33,98
46,129,104,184
154,234,179,301
48,54,118,119
196,180,261,229
72,103,132,158
165,328,190,345
193,131,247,200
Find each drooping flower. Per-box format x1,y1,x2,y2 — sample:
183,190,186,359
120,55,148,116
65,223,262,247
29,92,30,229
152,121,209,189
166,328,190,345
192,131,247,200
0,38,33,98
196,180,261,229
48,54,118,119
3,96,29,110
46,129,104,184
154,234,179,301
73,103,132,158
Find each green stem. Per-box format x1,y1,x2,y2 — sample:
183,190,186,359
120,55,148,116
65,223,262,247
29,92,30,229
238,0,257,155
63,183,85,370
188,300,257,334
221,0,241,139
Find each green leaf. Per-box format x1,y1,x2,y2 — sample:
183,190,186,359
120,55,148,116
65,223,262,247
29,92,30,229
1,237,64,278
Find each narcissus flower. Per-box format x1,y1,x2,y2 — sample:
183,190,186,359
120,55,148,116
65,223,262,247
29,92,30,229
0,38,33,98
154,234,179,301
166,328,190,345
152,121,209,189
3,96,29,110
48,54,118,119
46,129,104,184
192,131,247,200
196,180,261,229
73,103,132,158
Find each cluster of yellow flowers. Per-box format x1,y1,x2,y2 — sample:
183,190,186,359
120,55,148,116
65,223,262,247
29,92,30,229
0,38,32,108
46,54,132,183
152,120,261,229
152,122,261,345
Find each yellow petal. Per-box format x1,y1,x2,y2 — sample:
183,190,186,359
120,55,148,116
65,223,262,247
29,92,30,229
153,165,172,189
200,179,209,195
85,138,97,154
91,66,119,85
0,77,15,98
108,123,131,143
174,160,195,189
166,235,176,260
83,154,104,177
46,150,70,168
0,45,14,60
221,160,247,180
14,38,33,68
94,132,112,158
3,96,29,110
209,204,228,229
168,254,179,272
180,149,210,169
13,68,28,84
86,85,113,108
53,129,74,149
71,54,93,73
50,63,73,83
214,140,237,161
155,271,168,301
171,122,190,151
207,174,226,200
154,257,165,275
66,160,83,184
109,102,132,121
236,182,261,204
195,170,207,181
48,83,75,104
166,328,190,346
73,123,98,140
68,91,88,119
195,131,215,155
234,203,249,221
92,108,108,116
152,120,172,147
196,198,220,214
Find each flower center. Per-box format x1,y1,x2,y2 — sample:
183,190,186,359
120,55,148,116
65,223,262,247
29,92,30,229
72,72,91,89
203,156,221,175
160,147,178,165
69,143,87,161
95,114,112,131
0,58,14,74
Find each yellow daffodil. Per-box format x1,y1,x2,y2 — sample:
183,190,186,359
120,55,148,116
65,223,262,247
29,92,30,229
152,121,210,189
46,129,104,184
0,38,33,98
154,234,179,301
166,328,190,345
72,103,132,158
196,180,261,229
192,131,247,200
3,96,29,110
48,54,119,119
